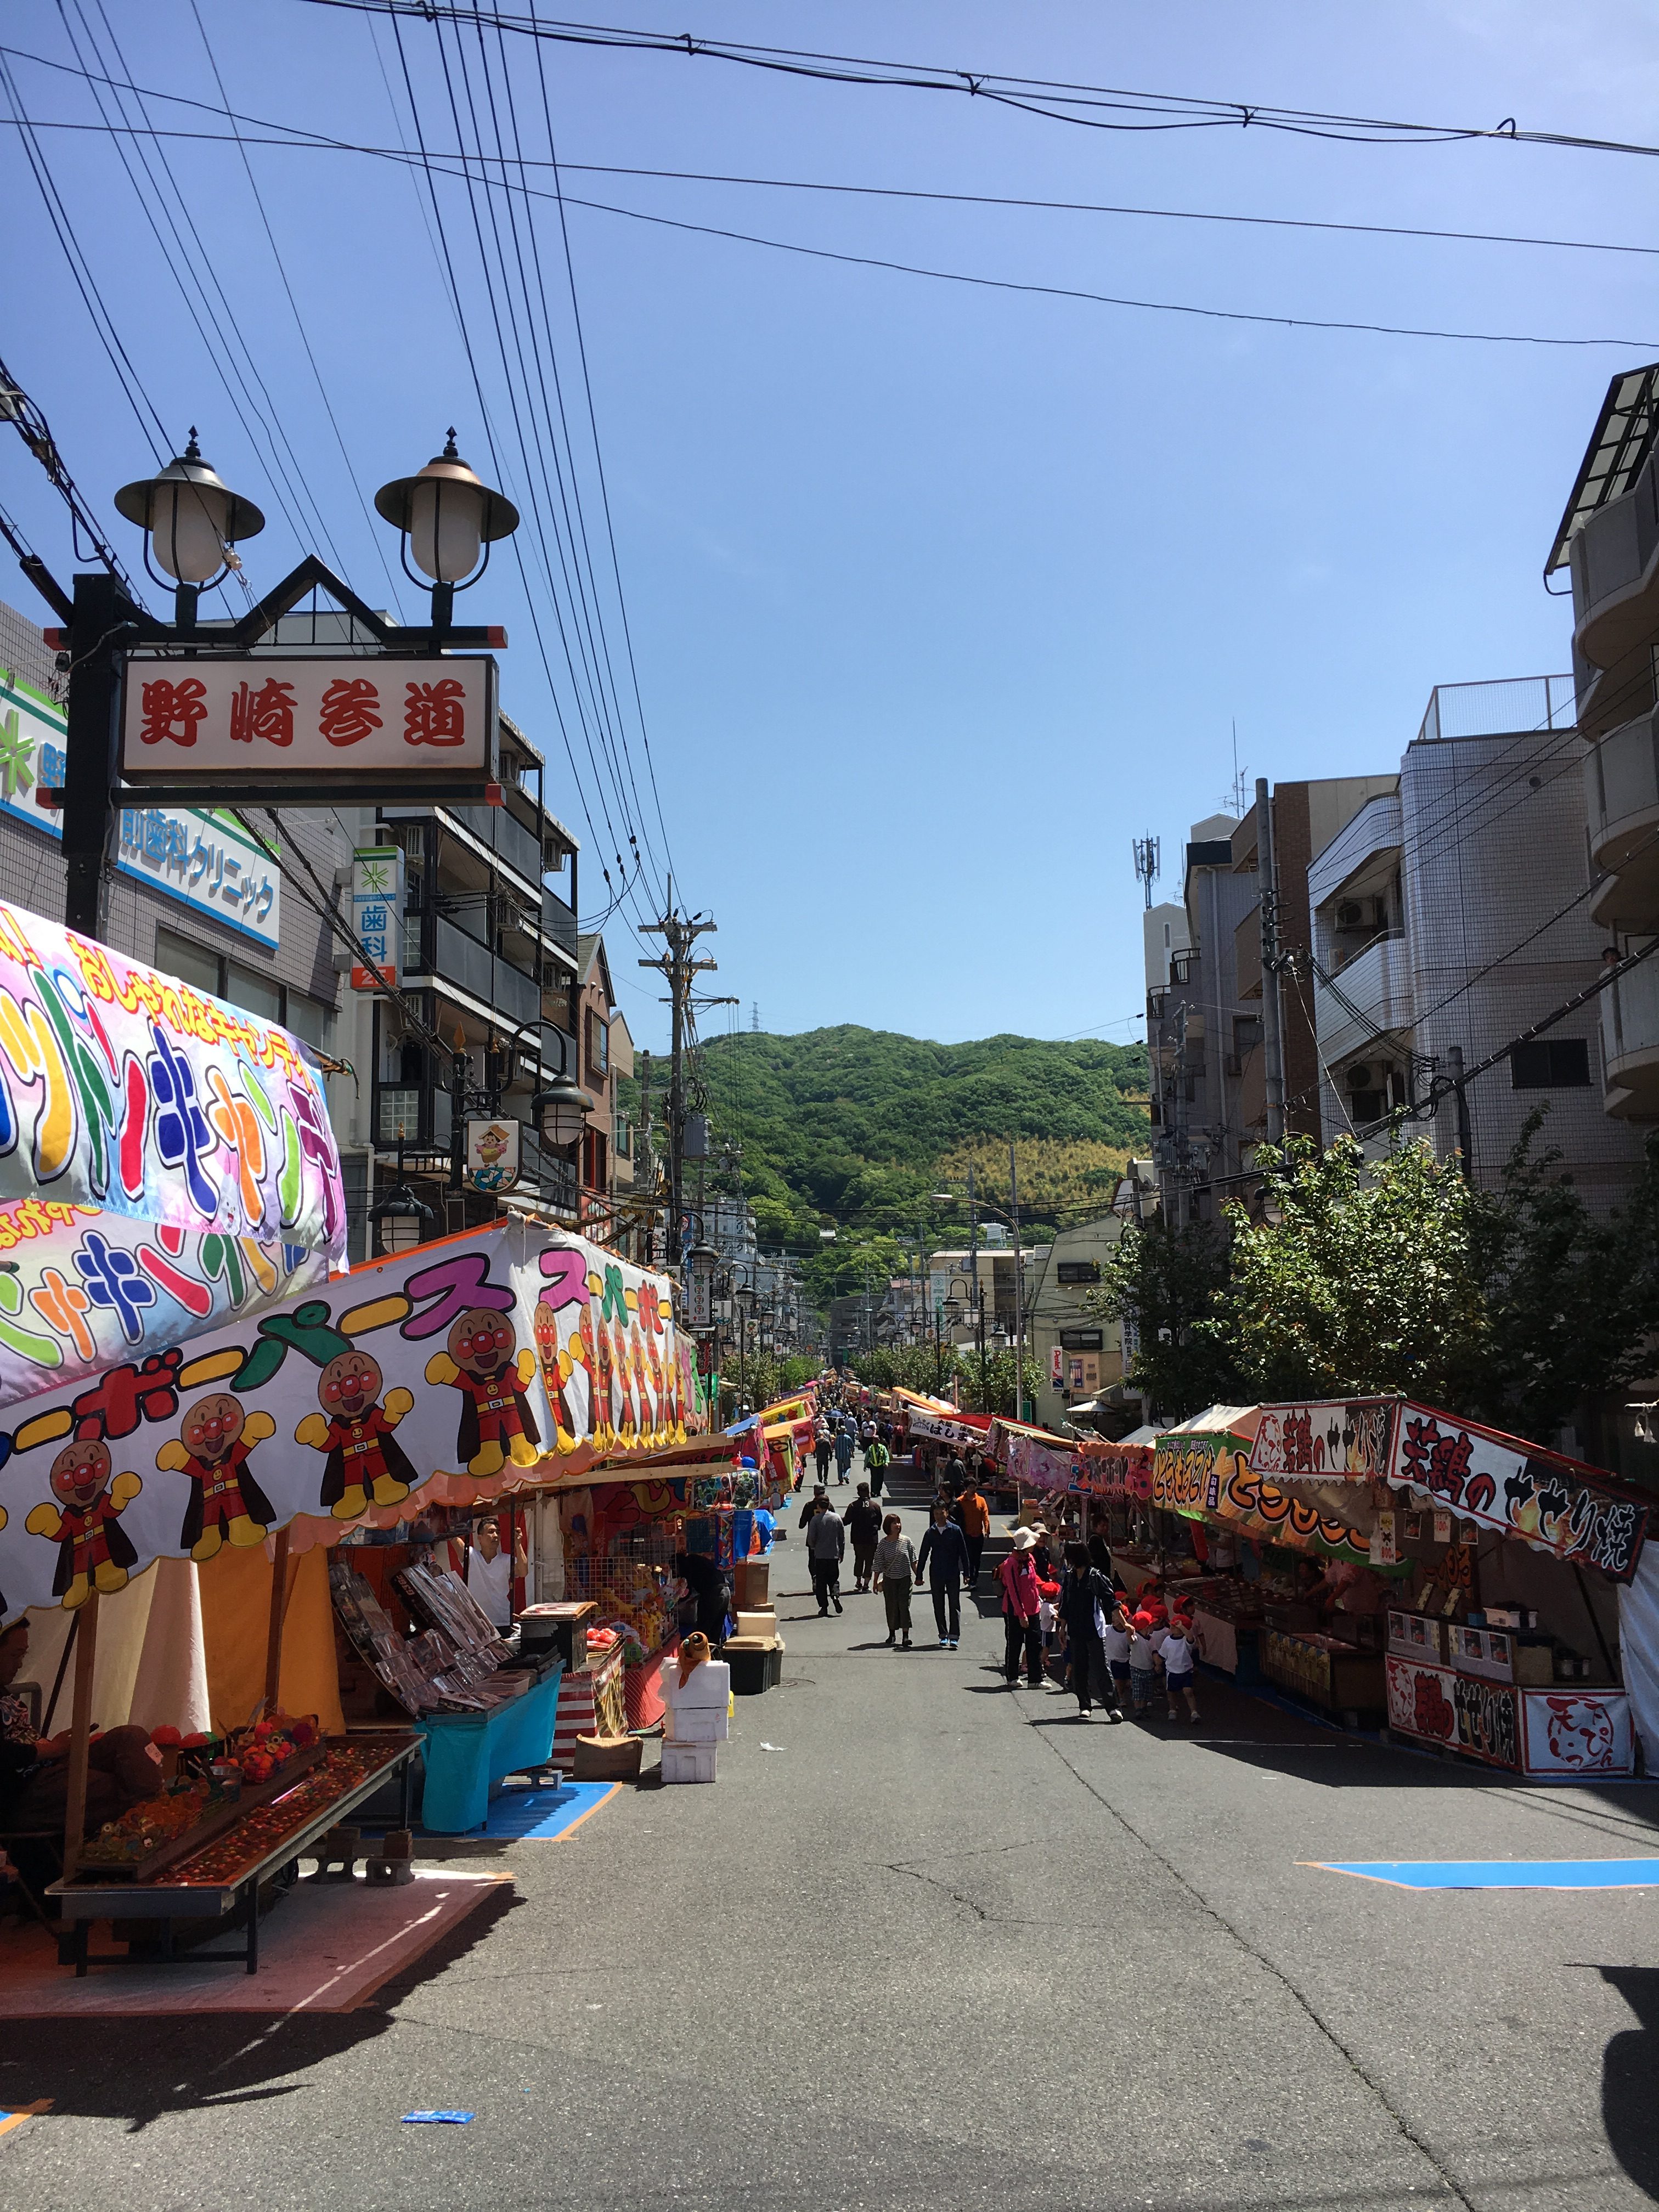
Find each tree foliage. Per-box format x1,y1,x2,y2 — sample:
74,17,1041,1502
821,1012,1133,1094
1091,1214,1240,1423
1093,1122,1659,1446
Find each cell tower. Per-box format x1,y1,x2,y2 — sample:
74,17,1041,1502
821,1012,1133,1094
750,1001,760,1032
1132,836,1161,909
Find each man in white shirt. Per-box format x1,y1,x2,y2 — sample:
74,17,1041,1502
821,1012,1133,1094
465,1514,526,1631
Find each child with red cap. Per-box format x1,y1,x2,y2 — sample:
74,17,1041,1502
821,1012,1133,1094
1127,1607,1163,1718
1161,1607,1201,1725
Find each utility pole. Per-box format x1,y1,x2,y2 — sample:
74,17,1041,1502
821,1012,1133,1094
639,884,718,1272
1447,1044,1474,1183
637,1049,655,1265
1256,776,1286,1147
1008,1139,1027,1424
967,1159,985,1401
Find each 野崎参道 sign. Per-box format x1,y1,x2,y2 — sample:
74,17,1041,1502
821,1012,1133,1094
119,655,496,782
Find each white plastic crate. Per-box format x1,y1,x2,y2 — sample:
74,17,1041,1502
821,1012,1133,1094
664,1705,729,1743
661,1739,719,1784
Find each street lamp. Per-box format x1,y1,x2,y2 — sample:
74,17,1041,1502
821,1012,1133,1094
114,430,265,623
375,430,520,636
370,1181,436,1256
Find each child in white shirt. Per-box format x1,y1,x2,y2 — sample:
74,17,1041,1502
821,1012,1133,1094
1128,1609,1161,1717
1161,1613,1200,1724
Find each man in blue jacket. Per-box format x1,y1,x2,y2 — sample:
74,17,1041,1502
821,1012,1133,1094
916,1500,972,1649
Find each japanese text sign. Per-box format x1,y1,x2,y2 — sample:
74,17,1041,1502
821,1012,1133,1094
117,803,280,950
350,846,403,992
1384,1404,1647,1583
121,655,496,782
0,902,344,1262
0,1218,682,1621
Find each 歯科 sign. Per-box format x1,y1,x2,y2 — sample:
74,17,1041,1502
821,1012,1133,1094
349,846,404,992
466,1118,520,1193
120,654,496,783
1,675,281,949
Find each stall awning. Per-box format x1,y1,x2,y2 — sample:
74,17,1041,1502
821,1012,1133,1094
1249,1398,1650,1583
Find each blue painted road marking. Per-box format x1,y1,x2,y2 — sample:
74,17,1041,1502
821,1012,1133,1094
1308,1859,1659,1890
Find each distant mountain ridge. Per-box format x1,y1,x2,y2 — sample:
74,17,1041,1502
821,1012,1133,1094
693,1024,1149,1256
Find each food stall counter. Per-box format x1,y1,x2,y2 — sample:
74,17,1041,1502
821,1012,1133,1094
1261,1627,1385,1715
48,1731,420,1977
413,1660,565,1833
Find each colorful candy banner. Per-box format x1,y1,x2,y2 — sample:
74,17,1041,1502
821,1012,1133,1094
1250,1400,1396,1480
0,1218,682,1621
0,1195,324,1416
0,902,343,1259
1153,1429,1373,1565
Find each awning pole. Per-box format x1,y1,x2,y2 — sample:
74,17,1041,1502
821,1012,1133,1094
61,1591,100,1878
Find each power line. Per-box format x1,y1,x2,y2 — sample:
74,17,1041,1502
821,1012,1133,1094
544,190,1658,352
297,3,1659,165
14,69,1659,262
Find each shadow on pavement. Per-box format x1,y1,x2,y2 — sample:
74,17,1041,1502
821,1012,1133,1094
0,1881,518,2129
1599,1967,1659,2200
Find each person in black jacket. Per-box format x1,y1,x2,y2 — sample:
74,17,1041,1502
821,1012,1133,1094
845,1483,884,1592
1060,1543,1127,1722
674,1550,731,1652
916,1501,972,1649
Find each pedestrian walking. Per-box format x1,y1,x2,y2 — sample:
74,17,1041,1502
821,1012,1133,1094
673,1548,732,1652
833,1426,856,1486
916,1500,971,1648
865,1432,891,1498
846,1483,883,1592
814,1415,833,1486
1161,1609,1201,1725
873,1515,917,1649
1101,1595,1133,1711
1059,1543,1125,1722
798,1482,829,1532
943,1449,968,1495
805,1496,846,1615
997,1528,1047,1687
955,1479,989,1588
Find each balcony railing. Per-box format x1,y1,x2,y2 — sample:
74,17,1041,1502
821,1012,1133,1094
1600,952,1659,1116
445,800,544,887
1313,932,1413,1066
1572,443,1659,668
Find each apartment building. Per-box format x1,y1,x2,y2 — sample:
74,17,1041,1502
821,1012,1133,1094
1022,1214,1126,1429
1549,364,1659,1126
1144,812,1254,1221
1304,677,1646,1204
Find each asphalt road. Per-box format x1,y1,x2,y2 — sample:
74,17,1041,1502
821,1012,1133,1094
2,1466,1656,2211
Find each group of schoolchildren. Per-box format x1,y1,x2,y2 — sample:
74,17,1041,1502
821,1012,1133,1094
1000,1525,1201,1726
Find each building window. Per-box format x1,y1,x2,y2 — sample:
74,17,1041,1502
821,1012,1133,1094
586,1008,609,1081
614,1115,631,1159
1510,1039,1592,1089
1056,1261,1100,1285
582,1126,608,1192
156,927,334,1047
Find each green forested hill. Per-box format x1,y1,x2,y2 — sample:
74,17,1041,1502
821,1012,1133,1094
684,1026,1148,1296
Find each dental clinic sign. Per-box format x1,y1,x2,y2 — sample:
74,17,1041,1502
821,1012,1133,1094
0,670,279,949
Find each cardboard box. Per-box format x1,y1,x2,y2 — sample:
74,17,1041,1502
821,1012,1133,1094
733,1558,770,1609
662,1739,719,1784
735,1609,777,1640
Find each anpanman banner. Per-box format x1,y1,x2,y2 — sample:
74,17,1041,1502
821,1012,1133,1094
0,1218,682,1620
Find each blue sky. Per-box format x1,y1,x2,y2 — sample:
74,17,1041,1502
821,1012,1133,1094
3,2,1657,1054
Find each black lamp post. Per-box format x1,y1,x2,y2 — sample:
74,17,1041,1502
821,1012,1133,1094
35,426,519,939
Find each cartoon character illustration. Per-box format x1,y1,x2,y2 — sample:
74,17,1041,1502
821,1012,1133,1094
593,1313,617,1454
157,1392,276,1561
533,1300,579,1455
642,1333,664,1446
25,1440,142,1608
424,1307,541,1478
474,1124,511,1167
612,1321,637,1446
1543,1694,1618,1771
628,1328,652,1447
294,1350,417,1518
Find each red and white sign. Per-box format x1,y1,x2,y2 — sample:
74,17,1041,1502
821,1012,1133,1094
120,654,496,781
1385,1654,1457,1748
1519,1688,1634,1777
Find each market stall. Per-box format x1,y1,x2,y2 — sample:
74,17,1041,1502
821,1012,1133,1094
1251,1397,1648,1775
0,910,691,1959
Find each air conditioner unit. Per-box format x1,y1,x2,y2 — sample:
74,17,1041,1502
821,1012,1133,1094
1346,1063,1373,1091
1335,901,1363,929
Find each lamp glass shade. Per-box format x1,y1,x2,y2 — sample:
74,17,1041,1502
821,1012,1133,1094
153,480,230,583
380,1209,425,1255
408,475,484,584
535,1081,590,1149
